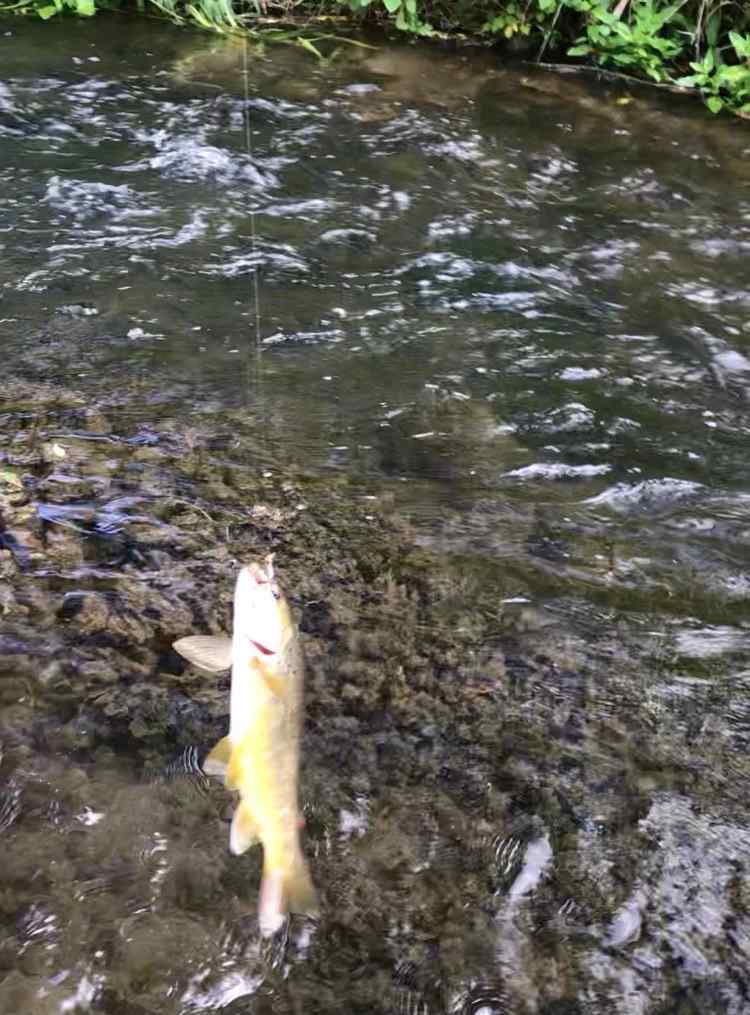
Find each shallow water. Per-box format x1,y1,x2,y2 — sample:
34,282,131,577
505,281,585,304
2,17,750,1015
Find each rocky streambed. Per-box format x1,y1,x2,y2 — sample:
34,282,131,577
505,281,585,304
1,378,749,1014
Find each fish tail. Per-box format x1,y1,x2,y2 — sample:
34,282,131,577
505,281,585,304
258,849,318,937
285,849,318,917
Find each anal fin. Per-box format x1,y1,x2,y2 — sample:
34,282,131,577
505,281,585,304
230,802,260,855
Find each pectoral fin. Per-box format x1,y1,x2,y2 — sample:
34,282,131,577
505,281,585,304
173,635,233,673
203,735,233,780
230,802,260,855
260,671,287,699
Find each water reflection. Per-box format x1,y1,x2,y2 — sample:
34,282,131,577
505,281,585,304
2,15,750,1015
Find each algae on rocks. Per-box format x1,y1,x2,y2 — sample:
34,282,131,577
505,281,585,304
2,376,750,1013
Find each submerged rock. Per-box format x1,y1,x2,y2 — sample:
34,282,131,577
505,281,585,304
1,375,749,1013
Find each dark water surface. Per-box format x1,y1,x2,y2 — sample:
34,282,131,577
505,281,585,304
2,17,750,1015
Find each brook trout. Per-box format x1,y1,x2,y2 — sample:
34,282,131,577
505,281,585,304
173,555,317,935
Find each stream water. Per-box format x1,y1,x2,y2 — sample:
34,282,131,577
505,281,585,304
2,17,750,1015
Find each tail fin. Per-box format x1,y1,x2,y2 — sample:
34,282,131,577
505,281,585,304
258,849,318,938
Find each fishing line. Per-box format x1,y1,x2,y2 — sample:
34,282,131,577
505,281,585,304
241,35,265,445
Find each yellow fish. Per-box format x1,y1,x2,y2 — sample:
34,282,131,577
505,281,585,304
174,554,317,935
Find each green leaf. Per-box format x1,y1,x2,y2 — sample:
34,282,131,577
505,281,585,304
298,36,324,59
706,95,723,113
706,12,721,49
717,65,750,85
568,43,592,56
649,5,679,31
729,31,750,60
383,0,401,12
76,0,95,14
187,6,214,28
37,3,59,16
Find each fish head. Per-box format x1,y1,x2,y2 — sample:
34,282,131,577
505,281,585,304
233,554,292,661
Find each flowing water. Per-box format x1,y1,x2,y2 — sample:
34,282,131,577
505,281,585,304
2,16,750,1014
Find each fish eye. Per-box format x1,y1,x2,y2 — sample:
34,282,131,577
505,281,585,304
271,583,281,601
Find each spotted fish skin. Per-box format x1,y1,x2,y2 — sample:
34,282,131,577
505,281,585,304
174,555,317,936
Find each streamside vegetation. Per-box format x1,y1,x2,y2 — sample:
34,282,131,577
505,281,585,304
1,1,749,115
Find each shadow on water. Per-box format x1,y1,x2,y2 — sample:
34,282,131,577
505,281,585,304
1,15,750,1014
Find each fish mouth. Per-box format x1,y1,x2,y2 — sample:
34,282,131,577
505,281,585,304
244,554,275,586
249,638,276,657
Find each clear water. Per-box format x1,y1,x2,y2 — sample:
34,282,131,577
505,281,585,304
1,18,750,1015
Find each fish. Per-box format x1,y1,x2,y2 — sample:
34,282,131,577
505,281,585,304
173,554,317,935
